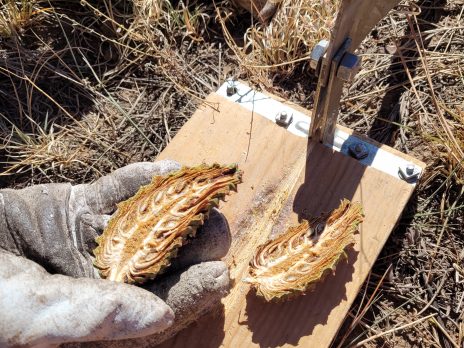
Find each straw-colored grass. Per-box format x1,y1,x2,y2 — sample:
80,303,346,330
431,104,464,185
219,0,339,76
0,0,221,183
0,0,37,37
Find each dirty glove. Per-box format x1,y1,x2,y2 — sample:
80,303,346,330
0,160,231,347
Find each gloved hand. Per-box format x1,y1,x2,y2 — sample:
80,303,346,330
0,160,232,348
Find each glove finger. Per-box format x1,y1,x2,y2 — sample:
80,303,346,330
79,160,181,215
82,213,112,231
142,261,230,346
168,208,231,273
0,251,174,347
79,213,112,264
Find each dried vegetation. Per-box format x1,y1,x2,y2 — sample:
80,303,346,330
0,0,229,186
334,1,464,347
0,0,463,346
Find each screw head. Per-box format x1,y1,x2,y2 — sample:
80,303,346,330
275,111,293,128
406,164,415,175
226,84,237,96
348,142,369,160
398,164,420,183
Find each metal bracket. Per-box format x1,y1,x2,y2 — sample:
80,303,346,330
217,80,423,185
310,38,358,144
308,0,402,146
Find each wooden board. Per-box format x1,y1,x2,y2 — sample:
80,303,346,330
152,91,425,348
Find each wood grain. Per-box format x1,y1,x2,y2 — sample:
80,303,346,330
151,92,425,348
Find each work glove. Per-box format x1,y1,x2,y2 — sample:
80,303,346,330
0,160,232,348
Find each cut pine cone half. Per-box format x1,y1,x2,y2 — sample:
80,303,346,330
93,163,242,284
245,199,364,301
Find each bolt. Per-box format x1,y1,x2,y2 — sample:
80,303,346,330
348,142,369,160
398,163,420,183
275,111,293,128
310,40,329,71
337,52,362,82
406,164,415,175
226,82,237,96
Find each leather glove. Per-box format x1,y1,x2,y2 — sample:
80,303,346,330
0,160,231,347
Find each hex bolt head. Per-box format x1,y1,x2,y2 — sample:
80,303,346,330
348,142,369,160
337,53,362,82
310,39,329,71
226,84,237,96
399,163,420,183
275,111,293,128
406,164,415,175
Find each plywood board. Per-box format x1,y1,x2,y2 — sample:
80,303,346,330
150,91,425,348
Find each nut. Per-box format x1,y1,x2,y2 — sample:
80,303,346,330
399,163,420,183
275,111,293,128
337,53,362,82
226,82,237,96
406,164,415,175
348,142,369,160
310,40,329,71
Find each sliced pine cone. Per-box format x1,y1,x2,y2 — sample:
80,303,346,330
245,199,364,301
94,164,242,284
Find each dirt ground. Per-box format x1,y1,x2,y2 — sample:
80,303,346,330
0,0,463,346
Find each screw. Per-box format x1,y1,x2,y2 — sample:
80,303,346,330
226,82,237,96
399,163,420,183
275,111,293,128
310,40,329,71
337,53,362,82
348,142,369,160
406,164,415,175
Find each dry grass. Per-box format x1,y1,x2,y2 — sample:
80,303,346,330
333,1,464,346
0,0,228,185
429,103,464,185
0,0,38,37
215,0,339,87
0,0,463,346
241,0,338,73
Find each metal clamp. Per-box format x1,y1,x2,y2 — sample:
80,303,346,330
310,37,360,143
310,40,362,82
